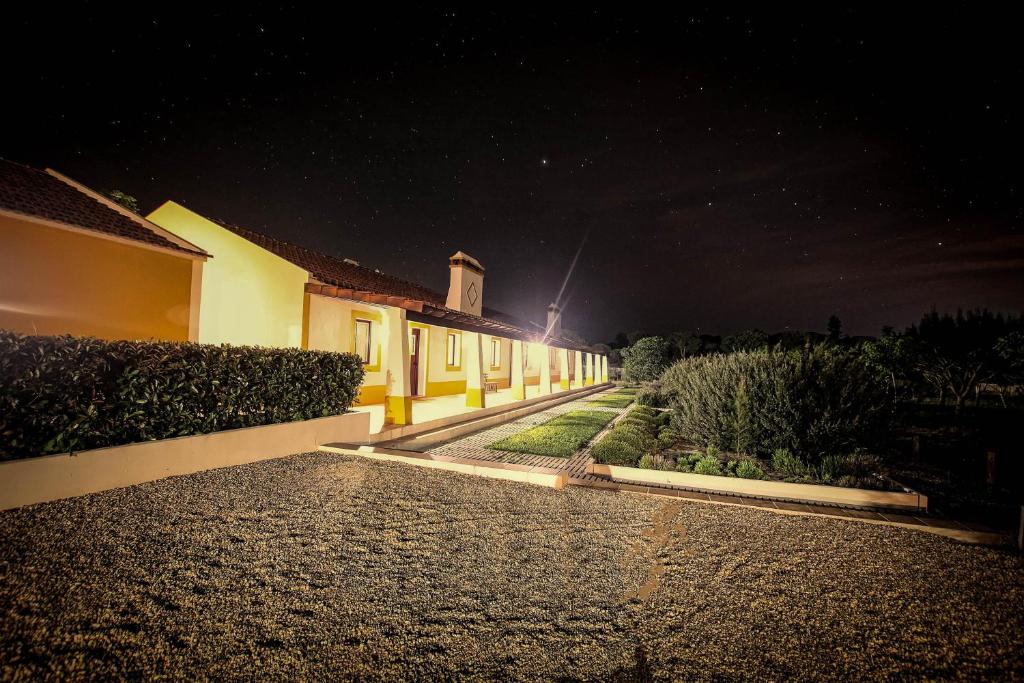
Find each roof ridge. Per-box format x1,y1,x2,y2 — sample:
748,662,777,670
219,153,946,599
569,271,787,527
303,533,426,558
210,217,447,300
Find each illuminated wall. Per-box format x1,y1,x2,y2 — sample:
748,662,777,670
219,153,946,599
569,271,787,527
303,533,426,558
304,294,386,404
0,214,197,341
148,201,306,348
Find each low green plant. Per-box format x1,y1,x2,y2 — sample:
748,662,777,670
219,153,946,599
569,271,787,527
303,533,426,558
693,455,722,476
490,410,616,457
705,444,720,459
636,385,667,408
818,454,843,483
638,454,674,471
592,438,643,466
771,448,806,477
736,459,766,480
657,427,680,448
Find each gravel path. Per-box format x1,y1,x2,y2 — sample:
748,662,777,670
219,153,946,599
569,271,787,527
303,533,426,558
1,452,1022,681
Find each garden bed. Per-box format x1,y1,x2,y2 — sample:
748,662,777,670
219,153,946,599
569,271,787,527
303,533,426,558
488,410,616,457
585,388,636,409
589,405,918,507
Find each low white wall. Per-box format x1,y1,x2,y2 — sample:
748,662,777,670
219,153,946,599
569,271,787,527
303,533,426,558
0,411,370,510
588,463,927,511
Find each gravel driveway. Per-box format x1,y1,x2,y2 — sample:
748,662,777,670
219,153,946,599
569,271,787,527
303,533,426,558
1,452,1021,681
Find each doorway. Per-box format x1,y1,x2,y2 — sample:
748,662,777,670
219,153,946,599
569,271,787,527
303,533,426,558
410,328,423,396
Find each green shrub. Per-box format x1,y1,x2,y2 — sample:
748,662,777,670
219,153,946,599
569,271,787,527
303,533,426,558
0,331,366,460
675,458,692,473
662,346,892,466
592,438,643,466
621,337,671,382
818,454,843,483
724,459,739,476
736,459,766,480
657,427,680,448
638,454,674,470
771,448,806,477
602,430,655,454
636,384,667,408
693,456,722,476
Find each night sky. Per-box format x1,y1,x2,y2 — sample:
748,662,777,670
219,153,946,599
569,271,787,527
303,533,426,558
3,7,1021,342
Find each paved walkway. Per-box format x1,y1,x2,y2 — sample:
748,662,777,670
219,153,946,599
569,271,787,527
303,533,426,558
425,389,629,478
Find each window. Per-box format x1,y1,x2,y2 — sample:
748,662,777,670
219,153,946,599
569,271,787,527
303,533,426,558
355,319,372,365
446,332,460,367
491,338,501,367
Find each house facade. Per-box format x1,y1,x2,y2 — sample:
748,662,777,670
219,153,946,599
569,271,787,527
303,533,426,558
0,160,207,342
146,202,609,430
0,161,609,435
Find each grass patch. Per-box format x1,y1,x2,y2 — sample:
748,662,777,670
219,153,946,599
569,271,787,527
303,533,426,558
586,393,635,409
489,410,616,457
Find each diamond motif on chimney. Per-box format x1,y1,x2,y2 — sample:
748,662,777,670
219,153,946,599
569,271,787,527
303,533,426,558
467,282,479,306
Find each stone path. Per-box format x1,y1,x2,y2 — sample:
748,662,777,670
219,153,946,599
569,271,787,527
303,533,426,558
425,388,630,478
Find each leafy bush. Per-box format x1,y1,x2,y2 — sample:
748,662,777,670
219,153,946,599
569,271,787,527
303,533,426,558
693,456,722,476
817,454,843,483
592,438,643,466
636,384,667,408
0,331,365,460
638,453,674,470
736,459,766,480
771,448,806,477
663,346,891,467
657,427,680,448
621,337,671,382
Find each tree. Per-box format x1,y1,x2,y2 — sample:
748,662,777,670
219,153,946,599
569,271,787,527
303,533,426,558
906,309,1022,413
860,334,914,408
626,330,648,346
106,190,140,213
621,336,671,382
722,329,769,353
668,330,703,360
827,315,842,341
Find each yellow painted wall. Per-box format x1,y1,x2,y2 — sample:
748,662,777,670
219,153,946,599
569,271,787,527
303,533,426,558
425,326,466,395
305,294,386,404
0,215,196,341
147,201,307,348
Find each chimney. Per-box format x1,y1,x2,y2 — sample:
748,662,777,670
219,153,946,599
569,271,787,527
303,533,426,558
446,251,484,316
546,303,562,339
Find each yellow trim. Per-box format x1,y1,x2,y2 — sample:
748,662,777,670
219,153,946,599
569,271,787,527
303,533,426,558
425,380,467,397
512,385,526,400
351,310,382,372
385,395,413,425
355,384,386,405
445,328,462,371
466,387,485,408
560,379,570,390
301,293,311,350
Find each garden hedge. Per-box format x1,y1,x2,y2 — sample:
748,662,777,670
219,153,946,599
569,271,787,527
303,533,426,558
0,331,365,460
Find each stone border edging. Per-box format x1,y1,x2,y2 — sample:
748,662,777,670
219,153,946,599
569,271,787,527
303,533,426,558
377,383,614,448
0,411,371,510
319,444,568,489
586,463,928,512
581,477,1007,546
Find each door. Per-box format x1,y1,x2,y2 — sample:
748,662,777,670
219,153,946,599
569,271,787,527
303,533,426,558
410,328,422,396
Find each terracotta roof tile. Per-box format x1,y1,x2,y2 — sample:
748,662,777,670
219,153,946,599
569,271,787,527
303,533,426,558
212,219,448,305
0,159,205,257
